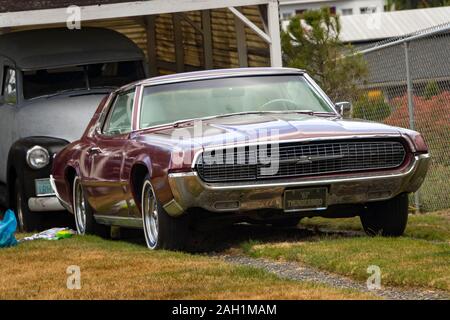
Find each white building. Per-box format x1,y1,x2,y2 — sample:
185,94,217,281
279,0,385,20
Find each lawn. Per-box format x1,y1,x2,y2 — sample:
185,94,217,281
241,210,450,293
301,209,450,242
0,234,373,300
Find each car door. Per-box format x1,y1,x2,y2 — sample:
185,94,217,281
83,89,136,217
0,61,18,184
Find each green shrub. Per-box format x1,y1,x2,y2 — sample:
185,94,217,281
423,80,440,100
352,96,391,122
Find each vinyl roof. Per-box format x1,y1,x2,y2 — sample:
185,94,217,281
0,27,144,70
136,67,305,87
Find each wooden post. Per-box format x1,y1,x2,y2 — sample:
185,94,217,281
202,10,213,69
233,8,248,67
172,13,185,73
145,15,158,76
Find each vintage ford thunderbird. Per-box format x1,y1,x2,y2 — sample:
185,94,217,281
51,68,430,250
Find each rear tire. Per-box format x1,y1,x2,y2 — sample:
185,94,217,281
360,193,409,237
141,176,188,250
15,179,42,232
73,176,110,237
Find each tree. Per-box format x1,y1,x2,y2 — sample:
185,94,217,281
281,8,367,102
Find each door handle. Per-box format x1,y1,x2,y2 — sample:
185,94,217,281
87,147,102,156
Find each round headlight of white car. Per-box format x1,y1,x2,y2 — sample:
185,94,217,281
26,146,50,170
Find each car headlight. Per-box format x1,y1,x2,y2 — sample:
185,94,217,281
26,146,50,169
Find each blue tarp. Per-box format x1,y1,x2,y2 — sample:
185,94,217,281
0,210,18,247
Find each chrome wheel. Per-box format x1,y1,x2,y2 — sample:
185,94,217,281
16,192,24,231
73,177,87,235
142,181,159,249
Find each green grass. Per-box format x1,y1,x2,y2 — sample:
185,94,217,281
419,164,450,212
301,210,450,242
242,237,450,292
0,234,375,300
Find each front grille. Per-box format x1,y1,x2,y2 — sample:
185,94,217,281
195,139,407,183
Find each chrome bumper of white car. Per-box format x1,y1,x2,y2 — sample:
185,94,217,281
164,153,430,217
28,196,65,212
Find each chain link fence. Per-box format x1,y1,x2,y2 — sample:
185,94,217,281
348,23,450,213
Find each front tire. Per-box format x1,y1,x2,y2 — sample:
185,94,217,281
141,177,188,250
73,176,110,237
360,193,409,237
15,179,42,232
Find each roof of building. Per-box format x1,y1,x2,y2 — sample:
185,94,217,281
0,27,144,70
0,0,136,13
340,6,450,43
363,32,450,86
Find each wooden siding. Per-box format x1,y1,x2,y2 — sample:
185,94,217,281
4,5,270,74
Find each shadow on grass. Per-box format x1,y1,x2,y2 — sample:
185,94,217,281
116,222,362,253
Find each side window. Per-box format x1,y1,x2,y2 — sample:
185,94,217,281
103,90,135,135
2,67,17,105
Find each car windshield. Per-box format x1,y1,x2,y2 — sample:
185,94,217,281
140,75,335,128
23,61,144,99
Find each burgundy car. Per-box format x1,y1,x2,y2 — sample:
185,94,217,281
51,68,430,250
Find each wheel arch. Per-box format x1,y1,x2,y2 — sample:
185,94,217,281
130,162,151,212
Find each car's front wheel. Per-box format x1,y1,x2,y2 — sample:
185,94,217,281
141,177,188,250
15,179,42,232
73,176,110,237
360,193,409,237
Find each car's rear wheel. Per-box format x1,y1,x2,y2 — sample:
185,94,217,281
360,193,409,237
73,176,110,237
15,179,42,232
141,177,188,250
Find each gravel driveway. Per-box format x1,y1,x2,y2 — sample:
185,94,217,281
216,254,449,300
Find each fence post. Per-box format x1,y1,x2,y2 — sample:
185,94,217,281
404,41,421,214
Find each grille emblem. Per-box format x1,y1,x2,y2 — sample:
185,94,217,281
280,154,345,165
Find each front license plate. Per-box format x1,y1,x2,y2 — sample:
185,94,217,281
284,187,328,212
35,178,55,196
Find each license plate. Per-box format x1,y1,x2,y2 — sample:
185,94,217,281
35,178,55,196
284,187,328,212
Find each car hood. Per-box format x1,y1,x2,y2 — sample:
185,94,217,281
145,113,404,149
17,91,108,142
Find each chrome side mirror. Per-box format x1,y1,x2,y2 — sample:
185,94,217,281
335,101,352,117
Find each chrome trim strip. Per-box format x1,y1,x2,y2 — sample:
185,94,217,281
50,175,72,212
94,215,143,228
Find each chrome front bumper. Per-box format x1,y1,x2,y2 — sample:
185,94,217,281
164,153,430,216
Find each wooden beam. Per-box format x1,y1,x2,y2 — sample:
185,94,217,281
172,13,185,73
144,15,158,76
180,13,203,35
0,0,271,28
233,9,248,67
228,6,271,44
201,10,214,69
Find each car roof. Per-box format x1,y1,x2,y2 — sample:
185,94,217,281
0,27,144,70
122,67,305,90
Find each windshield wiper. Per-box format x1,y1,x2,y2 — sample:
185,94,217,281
169,110,337,128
